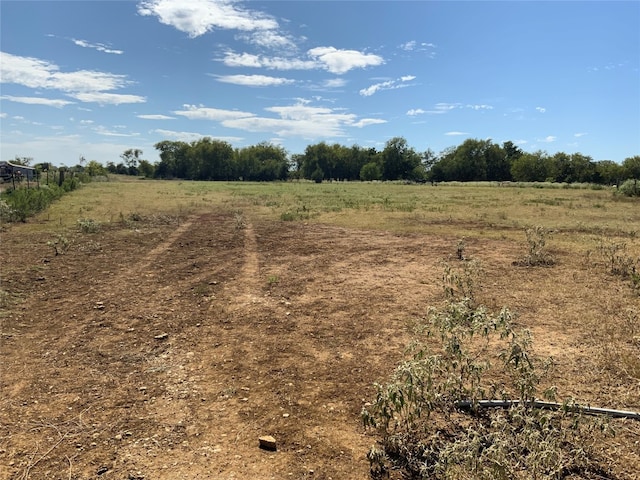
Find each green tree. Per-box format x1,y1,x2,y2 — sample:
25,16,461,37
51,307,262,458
594,160,623,186
622,155,640,180
381,137,422,181
138,159,155,178
120,148,143,176
510,151,551,182
154,140,190,178
85,160,106,177
360,162,382,181
235,142,288,181
301,142,336,181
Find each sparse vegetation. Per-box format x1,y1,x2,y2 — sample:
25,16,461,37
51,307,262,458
76,218,101,233
47,233,70,256
2,177,638,479
514,225,555,266
362,262,613,479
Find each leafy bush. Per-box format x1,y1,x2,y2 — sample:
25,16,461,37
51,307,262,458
362,262,612,479
618,179,639,197
1,175,83,223
514,225,555,266
76,218,101,233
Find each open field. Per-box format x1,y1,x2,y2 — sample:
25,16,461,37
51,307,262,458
1,179,639,479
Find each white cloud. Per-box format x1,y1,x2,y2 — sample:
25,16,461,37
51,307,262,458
399,40,436,51
69,92,146,105
425,103,492,114
445,131,469,136
94,126,140,137
536,106,546,113
352,118,386,128
323,78,347,88
137,114,175,120
0,112,7,118
223,101,383,138
174,104,255,120
574,132,588,137
359,75,416,97
427,102,462,114
467,104,493,110
73,39,123,55
406,108,425,116
308,47,383,74
215,74,295,87
1,95,74,107
515,139,528,145
0,52,142,104
152,128,243,143
237,30,296,49
138,0,278,38
172,100,385,139
221,47,384,75
538,135,556,143
79,120,94,125
400,40,417,51
221,51,317,70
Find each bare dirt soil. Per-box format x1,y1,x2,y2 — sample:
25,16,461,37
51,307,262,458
1,211,639,479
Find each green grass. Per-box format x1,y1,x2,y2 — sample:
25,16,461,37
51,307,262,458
17,178,639,254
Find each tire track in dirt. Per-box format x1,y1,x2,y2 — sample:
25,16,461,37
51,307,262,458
126,215,196,274
211,220,263,315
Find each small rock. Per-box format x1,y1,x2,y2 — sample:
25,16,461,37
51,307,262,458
259,435,277,451
154,333,168,340
282,413,290,418
97,466,109,475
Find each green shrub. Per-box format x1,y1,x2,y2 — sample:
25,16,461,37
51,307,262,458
76,218,101,233
362,263,611,479
618,179,639,197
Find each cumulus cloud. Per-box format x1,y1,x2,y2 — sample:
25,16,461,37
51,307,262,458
359,75,416,97
536,106,546,113
307,47,383,74
137,0,278,37
1,95,74,107
137,114,175,120
236,30,296,49
173,104,255,121
73,39,123,55
538,135,556,143
215,74,295,87
406,108,425,116
175,100,386,139
221,51,317,70
352,118,386,128
221,47,383,75
0,52,143,104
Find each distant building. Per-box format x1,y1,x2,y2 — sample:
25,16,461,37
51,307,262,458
0,161,36,182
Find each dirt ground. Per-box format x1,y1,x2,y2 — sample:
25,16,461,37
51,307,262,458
1,210,639,479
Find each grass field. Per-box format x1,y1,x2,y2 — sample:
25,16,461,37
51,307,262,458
1,177,639,479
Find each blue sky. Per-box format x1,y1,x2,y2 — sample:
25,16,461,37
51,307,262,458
1,0,638,167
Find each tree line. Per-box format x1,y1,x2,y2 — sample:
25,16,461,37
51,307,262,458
33,137,639,186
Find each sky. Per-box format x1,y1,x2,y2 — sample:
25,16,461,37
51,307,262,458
1,0,639,167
